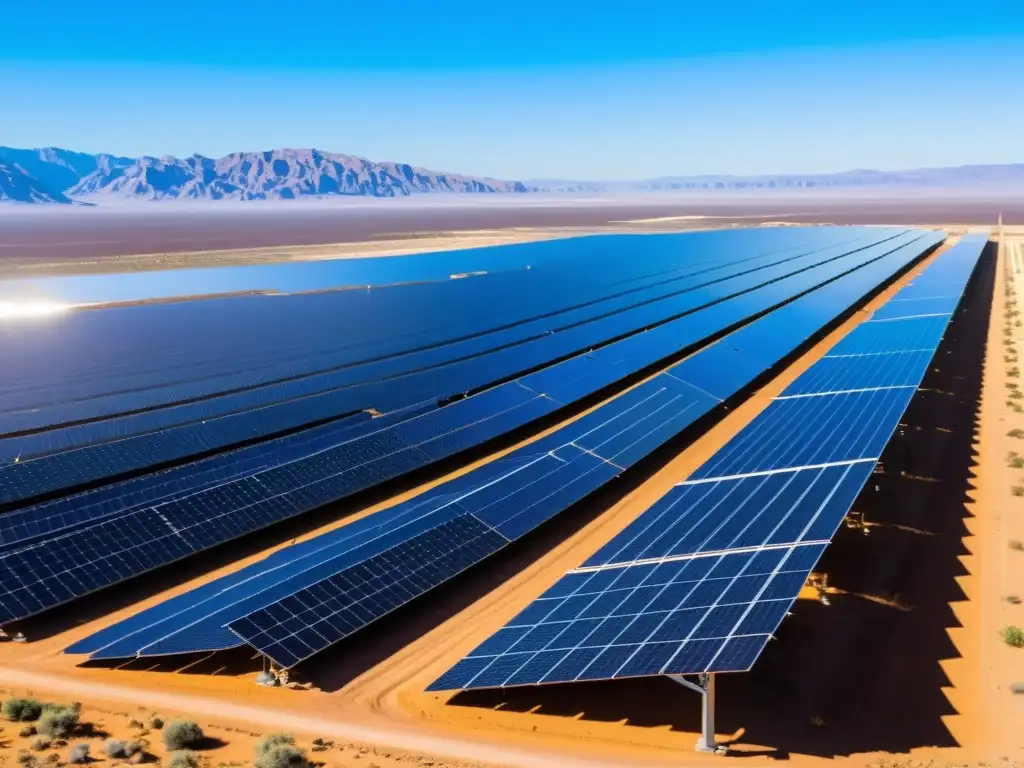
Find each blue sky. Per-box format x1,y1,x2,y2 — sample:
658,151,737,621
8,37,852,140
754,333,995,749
3,1,1023,179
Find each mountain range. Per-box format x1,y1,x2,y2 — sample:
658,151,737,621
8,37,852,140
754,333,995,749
1,145,1022,204
0,147,530,203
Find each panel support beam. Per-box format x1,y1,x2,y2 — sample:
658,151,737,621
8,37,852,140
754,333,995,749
667,673,726,754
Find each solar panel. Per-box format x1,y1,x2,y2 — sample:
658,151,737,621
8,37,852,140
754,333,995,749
1,232,898,503
68,229,945,664
430,229,987,690
428,543,827,690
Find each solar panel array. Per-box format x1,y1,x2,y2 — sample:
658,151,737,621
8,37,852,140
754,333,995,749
68,229,946,668
2,229,932,625
429,231,987,691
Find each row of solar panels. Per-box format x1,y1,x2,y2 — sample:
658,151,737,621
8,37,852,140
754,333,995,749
429,232,989,691
1,228,896,504
65,228,950,668
0,228,929,624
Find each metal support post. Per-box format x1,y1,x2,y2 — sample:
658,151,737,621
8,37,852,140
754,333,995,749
667,673,725,754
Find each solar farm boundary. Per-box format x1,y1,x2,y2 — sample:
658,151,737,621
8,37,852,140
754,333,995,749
0,231,908,508
63,230,945,670
426,233,987,754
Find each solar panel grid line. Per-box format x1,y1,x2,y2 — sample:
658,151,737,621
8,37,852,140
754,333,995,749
865,312,953,323
677,458,875,485
570,538,832,573
823,348,937,359
61,227,942,655
773,384,917,400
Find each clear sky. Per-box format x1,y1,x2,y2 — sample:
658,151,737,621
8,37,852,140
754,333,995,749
3,0,1023,179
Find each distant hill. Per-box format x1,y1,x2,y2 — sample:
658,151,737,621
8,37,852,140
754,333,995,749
0,146,531,203
531,165,1024,193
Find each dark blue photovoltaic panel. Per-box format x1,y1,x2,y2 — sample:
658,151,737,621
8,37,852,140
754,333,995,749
689,387,913,479
584,462,874,567
64,227,947,661
427,543,826,690
780,349,934,396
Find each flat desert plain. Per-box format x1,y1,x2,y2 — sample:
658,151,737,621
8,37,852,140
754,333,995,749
0,212,1020,768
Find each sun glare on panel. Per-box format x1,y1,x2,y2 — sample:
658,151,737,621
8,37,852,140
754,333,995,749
0,300,72,320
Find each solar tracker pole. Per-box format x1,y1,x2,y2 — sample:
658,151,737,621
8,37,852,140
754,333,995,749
667,673,721,754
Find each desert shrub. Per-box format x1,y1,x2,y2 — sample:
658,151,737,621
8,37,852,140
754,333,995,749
166,751,200,768
1006,595,1023,604
1009,429,1024,438
1009,457,1024,469
1011,540,1024,551
128,719,144,729
32,738,52,752
150,717,163,730
106,740,142,759
4,699,43,722
162,721,204,751
1003,625,1024,647
255,744,307,768
68,743,89,764
16,751,35,767
1012,682,1024,695
45,755,60,765
256,734,295,754
37,707,79,739
20,725,37,737
1011,367,1022,377
1013,486,1024,497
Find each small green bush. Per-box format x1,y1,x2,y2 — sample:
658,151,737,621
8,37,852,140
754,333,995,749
166,751,200,768
37,707,79,739
20,725,37,737
31,738,51,752
1006,594,1022,604
150,717,163,730
1011,540,1024,551
1009,429,1024,438
1012,682,1024,695
1009,457,1024,469
68,744,89,765
1013,486,1024,497
162,720,204,751
1003,625,1024,647
3,699,43,722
